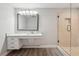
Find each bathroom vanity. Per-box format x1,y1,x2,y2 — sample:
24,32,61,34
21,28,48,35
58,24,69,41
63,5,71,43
6,8,42,50
7,33,43,50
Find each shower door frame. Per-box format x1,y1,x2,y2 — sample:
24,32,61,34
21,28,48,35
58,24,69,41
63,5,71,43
57,7,72,56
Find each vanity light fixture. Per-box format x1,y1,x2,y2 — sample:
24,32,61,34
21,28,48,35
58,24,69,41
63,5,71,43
18,9,38,16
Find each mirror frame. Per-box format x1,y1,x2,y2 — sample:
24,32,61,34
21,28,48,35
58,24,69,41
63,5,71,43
17,14,39,31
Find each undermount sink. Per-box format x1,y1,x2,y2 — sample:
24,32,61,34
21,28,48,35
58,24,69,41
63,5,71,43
7,33,43,37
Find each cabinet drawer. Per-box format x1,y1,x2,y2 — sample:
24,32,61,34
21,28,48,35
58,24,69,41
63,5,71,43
7,38,17,42
7,42,20,49
7,39,18,44
7,37,18,44
7,41,18,46
8,45,19,49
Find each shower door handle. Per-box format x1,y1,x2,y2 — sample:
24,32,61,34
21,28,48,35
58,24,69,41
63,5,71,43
67,25,71,31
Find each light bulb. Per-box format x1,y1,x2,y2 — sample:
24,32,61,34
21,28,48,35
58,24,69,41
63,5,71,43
33,11,38,15
30,11,33,16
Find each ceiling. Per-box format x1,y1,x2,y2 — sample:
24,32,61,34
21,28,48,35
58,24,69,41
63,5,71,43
0,3,79,8
10,3,70,8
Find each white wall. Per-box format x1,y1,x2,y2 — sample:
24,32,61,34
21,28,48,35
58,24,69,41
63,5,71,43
0,5,14,54
0,5,58,54
34,8,58,45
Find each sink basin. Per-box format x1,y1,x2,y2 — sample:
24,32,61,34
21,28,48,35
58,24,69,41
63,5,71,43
7,33,43,37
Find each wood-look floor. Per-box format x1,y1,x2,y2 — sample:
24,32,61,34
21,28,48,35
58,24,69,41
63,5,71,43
7,48,63,56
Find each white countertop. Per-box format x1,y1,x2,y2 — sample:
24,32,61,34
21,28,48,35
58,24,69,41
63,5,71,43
7,33,43,37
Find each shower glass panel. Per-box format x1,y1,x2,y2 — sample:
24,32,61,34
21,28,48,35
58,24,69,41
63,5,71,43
58,3,71,55
71,3,79,56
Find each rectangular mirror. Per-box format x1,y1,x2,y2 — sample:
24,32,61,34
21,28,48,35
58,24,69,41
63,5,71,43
17,10,39,31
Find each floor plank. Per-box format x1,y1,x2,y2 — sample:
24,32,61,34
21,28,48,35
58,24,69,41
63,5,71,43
7,48,62,56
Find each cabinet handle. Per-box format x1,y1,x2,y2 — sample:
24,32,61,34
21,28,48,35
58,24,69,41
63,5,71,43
67,25,71,31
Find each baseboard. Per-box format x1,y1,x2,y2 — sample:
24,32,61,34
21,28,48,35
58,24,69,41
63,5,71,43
0,50,11,56
57,46,69,56
23,45,57,48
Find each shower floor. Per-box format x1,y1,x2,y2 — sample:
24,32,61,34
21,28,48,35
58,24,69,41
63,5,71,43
61,47,79,56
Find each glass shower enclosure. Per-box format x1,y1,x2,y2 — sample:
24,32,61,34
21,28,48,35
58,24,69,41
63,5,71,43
58,3,79,56
58,3,71,55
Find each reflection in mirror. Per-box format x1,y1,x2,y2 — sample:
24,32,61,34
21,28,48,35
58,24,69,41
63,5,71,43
17,9,39,31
